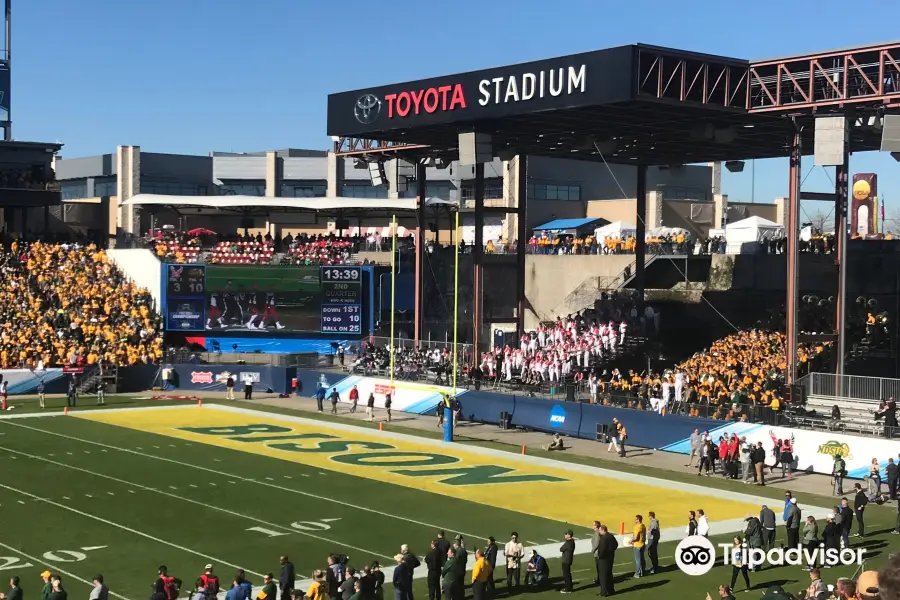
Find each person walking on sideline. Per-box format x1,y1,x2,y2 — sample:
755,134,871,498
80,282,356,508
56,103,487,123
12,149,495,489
385,392,392,423
607,418,620,454
366,392,375,421
728,537,751,592
315,386,326,412
225,375,235,400
349,385,359,413
560,530,575,593
37,379,46,409
686,428,701,467
631,515,647,578
329,388,340,414
647,512,661,574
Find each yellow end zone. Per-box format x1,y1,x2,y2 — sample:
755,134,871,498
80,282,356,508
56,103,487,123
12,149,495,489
77,407,759,528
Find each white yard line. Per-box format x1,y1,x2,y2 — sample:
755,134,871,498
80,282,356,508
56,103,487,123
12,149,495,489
0,540,134,600
0,418,487,540
0,481,266,579
0,445,392,561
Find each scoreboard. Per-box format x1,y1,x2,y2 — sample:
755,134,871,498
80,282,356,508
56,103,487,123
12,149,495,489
165,264,206,331
320,266,362,334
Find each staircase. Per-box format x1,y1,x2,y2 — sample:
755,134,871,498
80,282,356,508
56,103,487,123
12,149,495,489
75,365,119,395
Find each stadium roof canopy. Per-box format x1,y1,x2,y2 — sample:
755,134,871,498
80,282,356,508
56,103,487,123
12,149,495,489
533,217,607,235
121,194,457,218
327,43,900,165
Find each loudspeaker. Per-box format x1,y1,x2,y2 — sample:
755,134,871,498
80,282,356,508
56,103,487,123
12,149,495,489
368,161,385,187
335,218,350,231
458,132,492,166
814,116,848,166
566,385,576,402
499,411,511,430
881,114,900,153
596,423,609,442
386,159,410,193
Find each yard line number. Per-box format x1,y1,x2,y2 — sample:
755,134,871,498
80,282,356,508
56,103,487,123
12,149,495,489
0,546,107,570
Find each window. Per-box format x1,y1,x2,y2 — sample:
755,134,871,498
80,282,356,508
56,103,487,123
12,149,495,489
282,183,326,198
342,183,389,198
216,182,264,196
94,178,117,197
60,181,87,199
527,183,580,202
425,182,453,199
460,181,503,201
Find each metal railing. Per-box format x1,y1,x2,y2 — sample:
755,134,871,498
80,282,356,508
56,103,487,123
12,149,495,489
802,372,900,402
367,336,475,363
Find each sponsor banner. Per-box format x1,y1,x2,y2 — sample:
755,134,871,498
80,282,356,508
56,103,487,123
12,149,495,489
171,365,294,395
320,374,464,414
661,421,898,479
0,368,67,395
239,372,260,384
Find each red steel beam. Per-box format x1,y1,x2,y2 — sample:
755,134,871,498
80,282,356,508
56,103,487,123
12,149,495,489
749,43,900,112
333,137,428,157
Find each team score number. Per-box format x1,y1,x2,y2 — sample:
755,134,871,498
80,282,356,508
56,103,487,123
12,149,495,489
323,268,360,281
170,281,204,294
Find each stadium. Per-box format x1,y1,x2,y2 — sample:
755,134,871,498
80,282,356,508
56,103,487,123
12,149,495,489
2,3,900,600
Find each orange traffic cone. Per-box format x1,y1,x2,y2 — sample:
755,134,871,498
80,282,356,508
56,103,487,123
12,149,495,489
64,406,69,415
521,445,526,455
198,399,203,408
378,422,384,432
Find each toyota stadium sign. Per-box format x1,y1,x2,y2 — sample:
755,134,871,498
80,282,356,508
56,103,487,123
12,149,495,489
328,46,634,136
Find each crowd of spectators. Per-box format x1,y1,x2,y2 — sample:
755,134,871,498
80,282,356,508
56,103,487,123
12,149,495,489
0,241,163,370
0,165,56,190
525,232,691,255
281,234,356,266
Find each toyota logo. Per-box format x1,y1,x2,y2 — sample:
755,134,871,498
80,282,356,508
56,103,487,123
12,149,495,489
354,94,382,125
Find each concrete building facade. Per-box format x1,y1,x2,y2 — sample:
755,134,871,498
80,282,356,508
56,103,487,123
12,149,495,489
51,145,779,243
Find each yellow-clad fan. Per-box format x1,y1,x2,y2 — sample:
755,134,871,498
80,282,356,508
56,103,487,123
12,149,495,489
0,242,163,369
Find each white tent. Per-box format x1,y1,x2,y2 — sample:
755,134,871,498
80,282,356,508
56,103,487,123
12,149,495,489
593,220,637,240
724,216,784,253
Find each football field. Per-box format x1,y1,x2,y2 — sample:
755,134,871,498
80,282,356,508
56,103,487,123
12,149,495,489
0,402,892,600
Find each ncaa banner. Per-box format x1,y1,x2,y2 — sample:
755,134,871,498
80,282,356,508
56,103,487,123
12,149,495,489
662,421,899,479
323,374,465,414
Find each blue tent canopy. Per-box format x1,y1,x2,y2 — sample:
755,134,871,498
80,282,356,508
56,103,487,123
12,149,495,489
533,217,608,236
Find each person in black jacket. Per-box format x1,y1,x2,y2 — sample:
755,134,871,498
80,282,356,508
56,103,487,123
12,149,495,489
400,545,420,600
484,537,498,595
424,542,441,600
887,457,899,501
279,556,295,600
559,530,575,593
838,498,854,548
434,532,450,568
753,443,766,486
596,525,617,597
854,483,868,537
822,513,841,566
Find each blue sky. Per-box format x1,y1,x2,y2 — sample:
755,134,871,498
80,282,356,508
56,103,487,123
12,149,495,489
10,0,900,216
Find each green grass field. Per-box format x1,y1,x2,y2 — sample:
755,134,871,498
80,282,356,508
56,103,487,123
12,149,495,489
0,398,896,600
